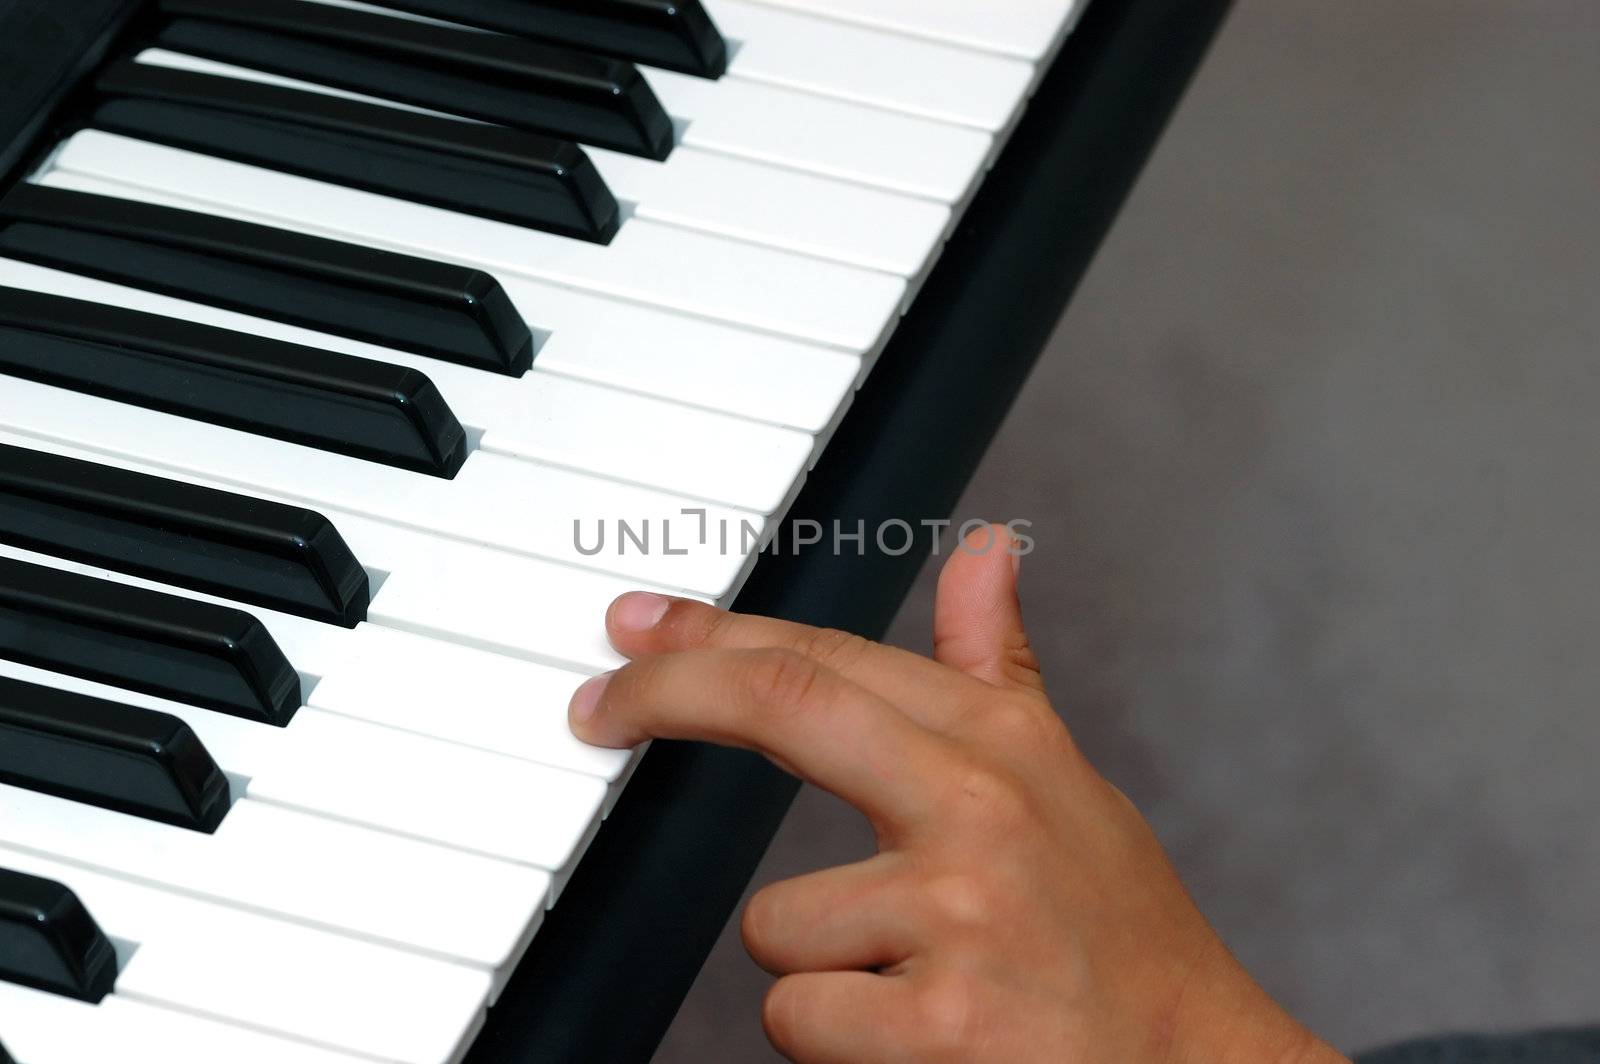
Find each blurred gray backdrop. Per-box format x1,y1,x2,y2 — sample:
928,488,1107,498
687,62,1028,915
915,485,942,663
658,0,1600,1058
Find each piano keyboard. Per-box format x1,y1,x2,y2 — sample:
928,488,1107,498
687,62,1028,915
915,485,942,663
0,1,1088,1061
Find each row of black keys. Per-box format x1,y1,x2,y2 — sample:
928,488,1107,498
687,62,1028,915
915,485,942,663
0,0,736,1036
0,183,532,478
79,0,720,242
0,169,513,1035
0,436,346,824
0,455,307,1015
0,448,349,1002
0,433,347,711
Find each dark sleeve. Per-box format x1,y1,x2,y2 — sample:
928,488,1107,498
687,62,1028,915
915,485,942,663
1358,1027,1600,1064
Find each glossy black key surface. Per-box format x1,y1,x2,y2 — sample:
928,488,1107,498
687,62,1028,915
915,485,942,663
0,675,232,832
0,557,301,726
0,869,118,1003
0,287,468,478
372,0,728,78
0,185,534,376
155,0,675,159
88,61,621,243
0,444,369,628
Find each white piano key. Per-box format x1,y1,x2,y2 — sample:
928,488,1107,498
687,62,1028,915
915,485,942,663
708,0,1036,132
588,143,949,277
133,48,951,279
0,376,765,598
0,982,366,1064
0,257,813,514
254,3,994,203
0,650,606,875
646,68,992,204
0,532,631,784
500,278,861,434
0,784,549,972
739,0,1083,62
0,847,490,1064
46,131,904,356
362,533,688,672
309,624,634,783
40,167,862,436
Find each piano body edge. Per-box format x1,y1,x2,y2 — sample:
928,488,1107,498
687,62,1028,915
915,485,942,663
0,0,142,188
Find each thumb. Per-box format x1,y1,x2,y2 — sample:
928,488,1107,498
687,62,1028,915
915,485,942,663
932,523,1044,694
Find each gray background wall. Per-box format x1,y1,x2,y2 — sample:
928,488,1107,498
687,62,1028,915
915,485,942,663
659,1,1600,1058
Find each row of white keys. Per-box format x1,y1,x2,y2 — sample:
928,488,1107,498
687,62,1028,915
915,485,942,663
586,143,947,278
0,782,548,977
513,279,862,433
0,648,606,882
0,527,633,787
706,0,1035,132
0,376,764,598
0,257,812,514
0,846,489,1064
0,982,366,1064
0,423,664,678
304,0,994,204
739,0,1084,63
44,132,902,356
129,46,951,280
40,166,862,436
644,67,991,203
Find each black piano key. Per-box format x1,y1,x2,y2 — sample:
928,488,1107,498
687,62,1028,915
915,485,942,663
0,185,534,377
0,869,118,1003
0,675,232,833
0,556,301,726
88,61,621,244
154,1,675,160
0,444,370,629
371,0,729,79
0,287,468,479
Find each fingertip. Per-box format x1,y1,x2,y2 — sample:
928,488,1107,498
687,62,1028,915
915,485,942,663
941,522,1018,596
934,523,1040,690
567,671,612,737
606,592,676,657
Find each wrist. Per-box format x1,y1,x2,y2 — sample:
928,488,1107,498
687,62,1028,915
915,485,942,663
1162,936,1350,1064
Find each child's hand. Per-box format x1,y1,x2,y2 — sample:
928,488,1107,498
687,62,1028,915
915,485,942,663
571,525,1346,1064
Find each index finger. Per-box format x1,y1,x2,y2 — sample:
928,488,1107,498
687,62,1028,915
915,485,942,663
605,593,985,732
570,647,958,831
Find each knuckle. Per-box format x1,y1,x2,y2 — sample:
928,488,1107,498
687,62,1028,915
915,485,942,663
692,604,741,648
604,658,657,707
988,697,1058,748
920,872,996,932
943,763,1033,831
797,626,871,670
1002,626,1044,678
912,971,983,1058
742,648,827,715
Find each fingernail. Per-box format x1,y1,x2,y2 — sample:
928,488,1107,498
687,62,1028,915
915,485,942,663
569,672,613,725
612,591,672,633
1010,537,1023,579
